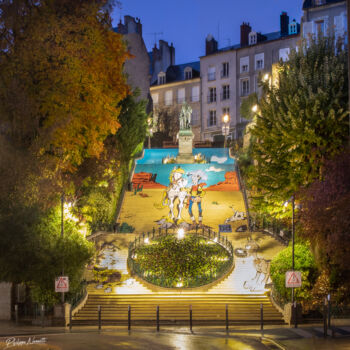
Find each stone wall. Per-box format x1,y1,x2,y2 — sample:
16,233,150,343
0,282,12,320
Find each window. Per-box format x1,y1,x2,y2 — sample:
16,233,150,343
177,88,185,104
165,90,173,105
240,56,249,73
315,0,325,5
152,93,159,105
221,85,230,100
240,78,250,96
208,110,217,126
255,53,264,70
222,107,230,119
192,110,199,126
221,62,229,78
208,87,216,103
158,72,166,85
208,66,216,81
279,48,290,62
315,20,325,38
249,31,257,45
184,67,192,80
289,21,298,35
191,86,199,102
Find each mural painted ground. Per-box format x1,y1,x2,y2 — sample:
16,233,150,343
85,149,286,295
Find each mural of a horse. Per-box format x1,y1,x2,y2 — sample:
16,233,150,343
162,167,189,222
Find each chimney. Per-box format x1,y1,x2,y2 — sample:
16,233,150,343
205,34,218,55
170,42,175,65
280,12,289,36
240,22,251,47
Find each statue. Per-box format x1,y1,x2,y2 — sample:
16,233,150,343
179,102,192,130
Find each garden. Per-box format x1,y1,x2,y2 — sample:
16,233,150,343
128,234,233,288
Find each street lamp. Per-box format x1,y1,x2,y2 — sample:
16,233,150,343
222,114,230,148
284,195,295,304
147,118,153,149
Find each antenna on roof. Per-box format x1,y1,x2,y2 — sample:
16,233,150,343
147,32,164,46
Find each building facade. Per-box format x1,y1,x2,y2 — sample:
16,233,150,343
114,16,150,101
150,62,201,142
302,0,347,41
200,12,300,141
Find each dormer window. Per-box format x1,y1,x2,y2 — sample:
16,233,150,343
184,67,192,80
289,20,298,35
158,72,166,85
249,31,257,45
314,0,325,5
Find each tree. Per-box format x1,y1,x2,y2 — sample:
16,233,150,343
299,150,350,301
0,0,129,206
270,244,318,305
247,37,348,216
0,203,94,306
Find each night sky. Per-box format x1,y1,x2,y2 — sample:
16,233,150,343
112,0,303,64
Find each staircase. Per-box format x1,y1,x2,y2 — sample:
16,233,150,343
72,293,284,325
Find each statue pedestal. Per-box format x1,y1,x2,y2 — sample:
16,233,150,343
176,129,194,164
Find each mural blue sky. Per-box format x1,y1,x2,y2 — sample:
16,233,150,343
112,0,303,64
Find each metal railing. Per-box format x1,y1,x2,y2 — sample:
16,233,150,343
128,227,234,289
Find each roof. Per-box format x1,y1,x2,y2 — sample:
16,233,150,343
151,61,200,86
303,0,345,10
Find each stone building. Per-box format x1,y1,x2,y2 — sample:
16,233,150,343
301,0,347,41
150,62,201,142
200,12,300,141
114,16,150,101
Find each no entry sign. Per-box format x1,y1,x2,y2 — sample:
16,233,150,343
285,271,302,288
55,276,69,293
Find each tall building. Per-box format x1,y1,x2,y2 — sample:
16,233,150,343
150,61,201,142
114,16,150,101
200,12,300,142
301,0,347,41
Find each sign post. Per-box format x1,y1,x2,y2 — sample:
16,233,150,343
285,271,302,288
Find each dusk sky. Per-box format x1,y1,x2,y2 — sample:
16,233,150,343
112,0,303,64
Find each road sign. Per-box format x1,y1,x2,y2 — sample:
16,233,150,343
55,276,69,293
285,271,302,288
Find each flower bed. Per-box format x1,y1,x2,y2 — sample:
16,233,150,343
129,234,232,288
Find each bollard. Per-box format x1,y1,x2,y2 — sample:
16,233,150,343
323,298,328,338
294,301,298,328
225,304,229,332
41,304,45,328
327,294,331,329
128,305,131,331
69,304,72,331
98,305,102,331
14,304,18,325
260,303,264,334
156,306,160,332
189,305,193,332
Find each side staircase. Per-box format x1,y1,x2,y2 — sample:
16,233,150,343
72,293,285,325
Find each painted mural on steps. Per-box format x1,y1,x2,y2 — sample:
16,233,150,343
130,148,243,230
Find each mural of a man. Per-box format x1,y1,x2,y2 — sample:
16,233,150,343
187,170,207,225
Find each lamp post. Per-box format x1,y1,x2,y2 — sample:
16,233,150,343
147,118,153,149
61,194,65,305
222,114,230,148
284,195,295,304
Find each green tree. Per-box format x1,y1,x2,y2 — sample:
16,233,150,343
270,244,318,305
247,37,348,216
0,203,94,306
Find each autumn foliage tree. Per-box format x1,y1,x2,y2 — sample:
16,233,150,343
299,150,350,301
0,0,129,205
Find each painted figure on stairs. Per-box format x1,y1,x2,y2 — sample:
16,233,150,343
187,170,207,226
